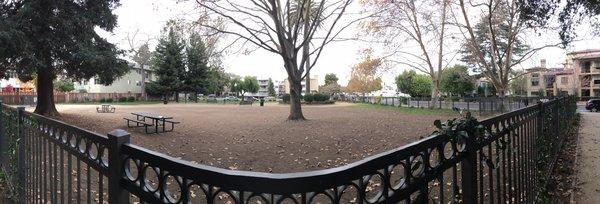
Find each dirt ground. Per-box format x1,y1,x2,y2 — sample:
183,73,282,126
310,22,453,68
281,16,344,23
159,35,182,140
575,112,600,203
47,102,455,173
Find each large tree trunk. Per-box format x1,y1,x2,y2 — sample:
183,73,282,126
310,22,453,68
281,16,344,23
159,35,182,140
430,80,440,108
288,78,306,120
303,5,311,95
34,66,59,116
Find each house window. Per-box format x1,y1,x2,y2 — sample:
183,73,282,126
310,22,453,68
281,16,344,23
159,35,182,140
594,79,600,85
136,81,141,86
561,76,568,84
531,91,539,96
531,78,539,86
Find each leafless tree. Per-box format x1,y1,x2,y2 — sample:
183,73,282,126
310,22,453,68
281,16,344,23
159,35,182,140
195,0,367,120
361,0,452,107
127,29,154,100
454,0,560,97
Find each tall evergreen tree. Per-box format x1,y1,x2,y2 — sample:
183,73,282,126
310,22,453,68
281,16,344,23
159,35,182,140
185,33,209,101
0,0,129,115
152,27,185,102
267,78,276,97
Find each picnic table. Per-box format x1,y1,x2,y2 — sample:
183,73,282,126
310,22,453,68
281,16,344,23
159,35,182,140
123,112,179,134
96,104,115,113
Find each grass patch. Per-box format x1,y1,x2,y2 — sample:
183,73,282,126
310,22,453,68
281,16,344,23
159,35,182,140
354,103,459,116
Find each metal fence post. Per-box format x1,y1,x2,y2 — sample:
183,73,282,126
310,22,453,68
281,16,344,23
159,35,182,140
108,129,131,203
460,126,478,204
16,106,25,203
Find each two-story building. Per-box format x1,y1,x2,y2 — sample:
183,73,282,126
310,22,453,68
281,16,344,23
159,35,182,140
74,64,154,93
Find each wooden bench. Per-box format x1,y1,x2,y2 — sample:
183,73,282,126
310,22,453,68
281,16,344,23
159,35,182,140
239,100,253,106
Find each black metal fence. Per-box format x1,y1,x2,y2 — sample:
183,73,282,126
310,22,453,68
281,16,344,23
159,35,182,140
344,96,550,115
0,97,577,203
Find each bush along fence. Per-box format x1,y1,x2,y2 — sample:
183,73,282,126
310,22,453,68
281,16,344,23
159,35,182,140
0,97,577,203
344,96,554,115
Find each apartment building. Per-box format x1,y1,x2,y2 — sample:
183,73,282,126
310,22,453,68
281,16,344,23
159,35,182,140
280,75,320,94
246,78,281,97
525,59,575,97
565,49,600,97
74,64,154,93
0,75,35,93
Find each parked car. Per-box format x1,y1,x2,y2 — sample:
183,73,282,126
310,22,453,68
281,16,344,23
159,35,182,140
585,99,600,112
225,96,240,101
243,96,257,101
264,96,276,102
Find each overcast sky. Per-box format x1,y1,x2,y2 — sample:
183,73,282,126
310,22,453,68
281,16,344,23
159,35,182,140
100,0,600,87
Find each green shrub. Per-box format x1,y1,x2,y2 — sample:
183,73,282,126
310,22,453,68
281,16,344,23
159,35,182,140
106,98,114,103
304,94,314,103
127,96,135,102
118,97,127,102
99,98,106,103
313,93,330,102
281,94,306,103
282,94,290,103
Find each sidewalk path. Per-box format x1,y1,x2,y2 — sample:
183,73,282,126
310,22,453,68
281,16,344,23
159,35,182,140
575,112,600,203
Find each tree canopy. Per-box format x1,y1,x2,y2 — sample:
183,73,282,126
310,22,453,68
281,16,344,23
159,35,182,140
440,65,475,96
324,73,339,85
150,27,186,100
410,75,433,97
54,80,75,93
519,0,600,44
268,78,276,97
346,55,383,95
395,70,417,96
242,76,260,95
395,70,432,97
0,0,129,115
185,33,210,96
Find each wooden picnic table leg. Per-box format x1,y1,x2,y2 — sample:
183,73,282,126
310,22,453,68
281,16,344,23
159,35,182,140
154,118,158,133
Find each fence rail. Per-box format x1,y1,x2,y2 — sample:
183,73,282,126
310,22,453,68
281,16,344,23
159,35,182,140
343,96,553,115
0,92,144,106
0,97,577,203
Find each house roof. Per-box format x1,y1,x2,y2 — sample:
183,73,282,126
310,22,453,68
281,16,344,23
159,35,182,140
567,49,600,55
573,53,600,60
